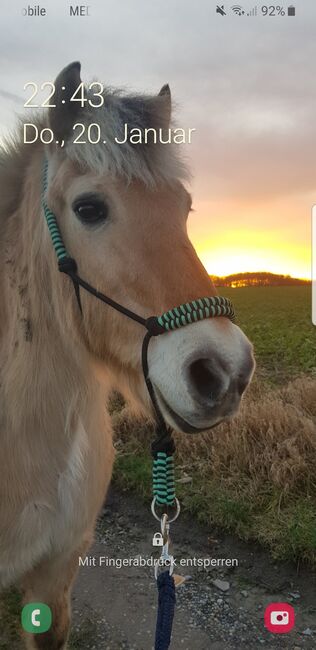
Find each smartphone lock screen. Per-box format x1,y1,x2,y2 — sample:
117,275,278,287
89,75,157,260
0,2,315,649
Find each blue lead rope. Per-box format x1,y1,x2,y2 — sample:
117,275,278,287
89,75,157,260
155,572,176,650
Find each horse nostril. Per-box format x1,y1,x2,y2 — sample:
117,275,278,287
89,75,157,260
188,358,224,402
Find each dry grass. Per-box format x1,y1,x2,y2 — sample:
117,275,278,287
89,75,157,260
177,376,316,494
112,375,316,563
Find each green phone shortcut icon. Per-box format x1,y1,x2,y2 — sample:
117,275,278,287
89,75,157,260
21,603,52,634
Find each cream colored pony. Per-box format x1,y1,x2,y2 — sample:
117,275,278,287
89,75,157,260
0,62,254,648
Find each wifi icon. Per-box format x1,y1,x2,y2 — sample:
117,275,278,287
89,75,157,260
231,5,245,14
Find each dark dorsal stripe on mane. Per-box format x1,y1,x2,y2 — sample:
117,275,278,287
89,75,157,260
65,88,189,186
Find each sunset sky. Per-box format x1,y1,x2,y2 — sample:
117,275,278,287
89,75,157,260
0,0,315,279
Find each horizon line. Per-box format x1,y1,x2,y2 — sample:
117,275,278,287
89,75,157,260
208,270,310,282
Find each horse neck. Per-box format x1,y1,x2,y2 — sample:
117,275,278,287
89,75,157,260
1,148,98,438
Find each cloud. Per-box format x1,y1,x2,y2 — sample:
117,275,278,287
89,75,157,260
0,89,23,104
0,0,315,274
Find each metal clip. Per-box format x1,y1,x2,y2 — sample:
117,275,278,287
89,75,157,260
151,496,180,524
154,514,175,580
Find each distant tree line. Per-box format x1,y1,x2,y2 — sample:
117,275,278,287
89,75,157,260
210,272,310,288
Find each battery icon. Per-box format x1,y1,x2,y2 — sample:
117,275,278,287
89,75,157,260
288,6,296,15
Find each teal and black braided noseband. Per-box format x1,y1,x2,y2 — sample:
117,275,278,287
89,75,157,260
157,296,235,331
42,159,236,506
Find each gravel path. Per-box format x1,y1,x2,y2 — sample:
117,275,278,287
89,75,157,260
70,488,316,649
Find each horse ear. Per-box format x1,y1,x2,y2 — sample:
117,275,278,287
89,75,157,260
49,61,83,143
158,84,171,125
159,84,171,98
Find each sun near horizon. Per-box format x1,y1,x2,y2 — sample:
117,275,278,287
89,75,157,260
189,204,311,282
197,245,310,281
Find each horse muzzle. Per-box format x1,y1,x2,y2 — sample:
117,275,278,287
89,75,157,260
148,319,255,433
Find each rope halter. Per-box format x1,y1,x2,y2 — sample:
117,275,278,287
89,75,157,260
42,158,236,469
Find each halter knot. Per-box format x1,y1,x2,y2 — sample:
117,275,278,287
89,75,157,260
151,425,176,457
58,256,78,275
145,316,166,337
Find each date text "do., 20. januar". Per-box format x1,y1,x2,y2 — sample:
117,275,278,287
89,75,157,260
23,122,196,148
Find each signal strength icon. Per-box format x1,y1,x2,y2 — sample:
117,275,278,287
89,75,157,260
231,5,245,15
247,6,258,16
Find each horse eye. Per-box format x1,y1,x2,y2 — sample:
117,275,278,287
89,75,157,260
73,196,108,225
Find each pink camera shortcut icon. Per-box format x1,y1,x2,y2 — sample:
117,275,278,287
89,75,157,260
264,603,295,634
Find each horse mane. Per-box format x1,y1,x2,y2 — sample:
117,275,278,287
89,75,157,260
0,116,44,235
0,86,189,234
65,86,190,186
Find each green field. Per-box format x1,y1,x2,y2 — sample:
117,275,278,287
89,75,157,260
220,285,315,380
